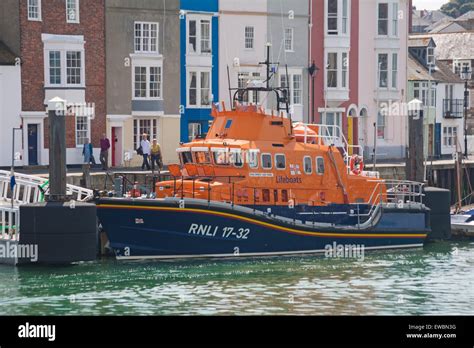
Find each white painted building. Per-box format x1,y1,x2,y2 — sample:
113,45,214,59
0,42,22,168
218,0,268,110
358,0,410,160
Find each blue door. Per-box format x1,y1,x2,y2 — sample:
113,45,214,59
435,123,441,158
28,124,38,165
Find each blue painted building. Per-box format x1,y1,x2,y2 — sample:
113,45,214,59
180,0,219,142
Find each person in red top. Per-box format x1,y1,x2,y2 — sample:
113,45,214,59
100,133,111,170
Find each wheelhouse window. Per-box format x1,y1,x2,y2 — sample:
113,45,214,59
180,151,193,165
28,0,41,21
275,154,286,170
212,149,230,166
194,151,211,164
66,0,79,23
262,154,272,169
316,157,325,175
304,156,312,174
247,150,259,168
230,149,243,168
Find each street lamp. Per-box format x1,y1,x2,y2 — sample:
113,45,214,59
308,60,319,123
461,66,472,158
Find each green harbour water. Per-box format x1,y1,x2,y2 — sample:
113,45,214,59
0,241,473,315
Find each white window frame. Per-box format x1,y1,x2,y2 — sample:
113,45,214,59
132,64,163,100
325,50,349,90
377,1,399,38
453,60,471,77
443,126,457,148
188,122,202,142
134,22,159,54
75,115,90,147
186,15,212,55
413,81,436,107
44,49,85,88
66,0,80,23
187,68,212,108
28,0,41,21
325,0,351,36
427,47,435,66
284,28,294,52
133,118,158,150
321,111,342,139
377,51,398,90
280,72,303,106
377,110,386,139
244,26,254,50
238,71,262,104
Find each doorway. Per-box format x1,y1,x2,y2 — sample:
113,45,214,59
27,124,38,165
111,127,123,167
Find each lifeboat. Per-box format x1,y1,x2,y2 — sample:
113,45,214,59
96,46,430,260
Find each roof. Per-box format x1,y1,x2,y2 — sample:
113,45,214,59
423,10,453,23
0,41,16,65
429,20,466,33
408,55,433,81
408,54,463,83
408,36,435,47
456,10,474,20
412,33,474,60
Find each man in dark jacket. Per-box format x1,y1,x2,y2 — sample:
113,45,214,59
100,133,111,170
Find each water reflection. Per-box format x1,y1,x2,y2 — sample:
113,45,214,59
0,241,472,315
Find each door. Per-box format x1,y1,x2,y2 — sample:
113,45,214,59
111,127,122,167
435,123,441,158
27,124,38,165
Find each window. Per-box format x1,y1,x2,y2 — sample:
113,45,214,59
245,26,254,49
247,150,259,168
213,149,230,165
75,116,89,146
321,111,342,138
378,3,388,35
342,52,348,88
275,154,286,170
66,51,81,85
66,0,79,23
316,157,325,175
230,149,243,168
327,0,338,35
49,51,61,85
377,111,385,139
135,22,158,53
281,73,303,105
133,119,157,149
28,0,41,21
443,127,457,147
454,60,471,77
195,151,211,164
238,72,261,104
293,74,302,104
413,82,436,107
188,69,211,107
327,52,338,88
262,154,272,169
391,53,398,89
304,156,312,174
133,66,162,99
392,2,398,36
188,17,212,54
427,47,435,66
284,28,294,51
378,53,388,88
181,151,193,164
262,189,270,202
281,189,289,202
188,123,202,141
342,0,348,34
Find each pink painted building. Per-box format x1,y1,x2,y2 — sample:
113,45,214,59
309,0,409,160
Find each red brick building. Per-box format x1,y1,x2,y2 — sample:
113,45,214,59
0,0,105,165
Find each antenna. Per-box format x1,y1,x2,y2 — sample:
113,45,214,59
227,65,233,110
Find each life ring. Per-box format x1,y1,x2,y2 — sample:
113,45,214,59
349,155,364,175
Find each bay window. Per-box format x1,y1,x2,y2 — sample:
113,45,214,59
326,51,349,89
378,2,399,37
188,17,212,54
133,65,162,99
377,52,398,90
326,0,350,35
188,69,212,107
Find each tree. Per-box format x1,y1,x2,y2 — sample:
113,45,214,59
440,0,474,18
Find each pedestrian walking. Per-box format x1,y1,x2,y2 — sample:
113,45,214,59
150,139,163,173
100,133,111,170
140,133,151,170
82,138,96,165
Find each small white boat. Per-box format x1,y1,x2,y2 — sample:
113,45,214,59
451,209,474,237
